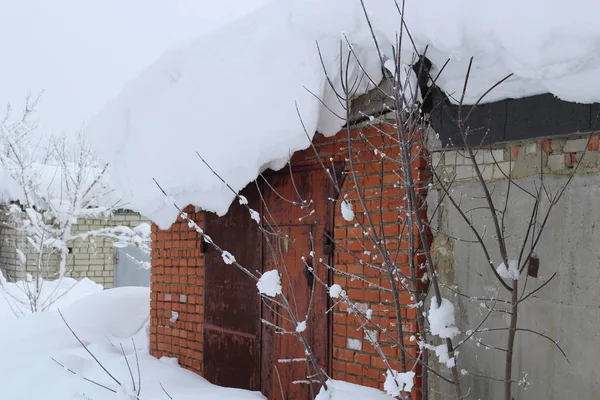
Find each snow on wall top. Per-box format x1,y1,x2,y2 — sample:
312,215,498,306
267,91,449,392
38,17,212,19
85,0,600,228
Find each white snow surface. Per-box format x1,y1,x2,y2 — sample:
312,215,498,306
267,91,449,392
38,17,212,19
497,259,520,280
434,343,456,368
428,297,459,339
296,320,307,333
384,369,415,396
256,270,282,297
0,276,103,318
66,0,600,227
87,0,380,228
315,379,391,400
329,284,344,299
221,251,237,265
0,0,268,136
341,200,355,222
0,282,266,400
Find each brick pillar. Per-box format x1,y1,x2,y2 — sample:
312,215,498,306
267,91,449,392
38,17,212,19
149,206,205,373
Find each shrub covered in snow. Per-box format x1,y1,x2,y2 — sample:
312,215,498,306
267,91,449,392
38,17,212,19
0,111,150,311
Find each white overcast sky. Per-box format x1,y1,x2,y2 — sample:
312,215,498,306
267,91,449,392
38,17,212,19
0,0,267,136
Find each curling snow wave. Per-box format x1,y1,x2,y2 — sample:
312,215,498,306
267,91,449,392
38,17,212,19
87,0,600,228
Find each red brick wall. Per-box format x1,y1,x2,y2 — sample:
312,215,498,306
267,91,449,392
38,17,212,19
149,208,205,373
150,121,430,397
291,123,429,396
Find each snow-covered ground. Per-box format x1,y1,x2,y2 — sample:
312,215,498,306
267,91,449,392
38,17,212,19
0,278,394,399
0,280,266,400
315,380,392,400
0,276,103,318
82,0,600,228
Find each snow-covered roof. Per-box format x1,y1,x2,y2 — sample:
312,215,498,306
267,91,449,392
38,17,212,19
78,1,600,227
0,0,267,135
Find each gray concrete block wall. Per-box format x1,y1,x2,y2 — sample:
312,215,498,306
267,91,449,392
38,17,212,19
427,133,600,399
0,209,150,288
0,207,18,279
430,134,600,187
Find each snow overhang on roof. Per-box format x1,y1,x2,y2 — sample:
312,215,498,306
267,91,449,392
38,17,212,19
84,0,600,228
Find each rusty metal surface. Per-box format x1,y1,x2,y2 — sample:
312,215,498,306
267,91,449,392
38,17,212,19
204,328,260,390
260,169,331,400
261,225,317,400
202,166,338,399
204,185,261,389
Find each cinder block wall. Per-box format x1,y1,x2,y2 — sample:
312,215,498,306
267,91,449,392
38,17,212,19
430,133,600,185
150,120,430,397
0,209,150,288
0,209,18,274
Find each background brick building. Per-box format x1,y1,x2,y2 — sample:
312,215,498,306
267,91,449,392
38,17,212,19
0,209,150,288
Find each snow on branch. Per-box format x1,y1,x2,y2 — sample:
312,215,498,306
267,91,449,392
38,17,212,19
257,270,282,297
428,297,459,339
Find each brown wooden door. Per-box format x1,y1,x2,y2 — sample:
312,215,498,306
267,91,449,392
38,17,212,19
203,166,335,399
260,168,331,400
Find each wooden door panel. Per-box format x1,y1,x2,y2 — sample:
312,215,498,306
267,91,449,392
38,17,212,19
261,225,326,400
261,168,332,226
260,166,333,400
202,166,335,399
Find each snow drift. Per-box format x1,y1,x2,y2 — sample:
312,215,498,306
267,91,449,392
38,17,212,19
85,0,600,227
0,276,103,318
315,379,391,400
0,284,266,400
